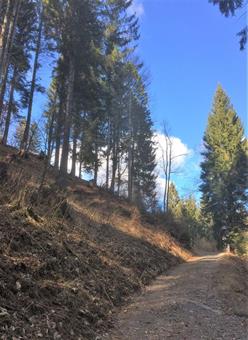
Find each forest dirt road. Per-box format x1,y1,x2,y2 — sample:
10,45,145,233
103,253,248,340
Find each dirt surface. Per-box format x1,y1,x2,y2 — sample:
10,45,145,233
0,145,190,339
103,253,248,340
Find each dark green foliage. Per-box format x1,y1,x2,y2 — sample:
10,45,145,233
167,183,202,248
238,27,247,50
209,0,247,49
132,98,157,210
180,196,201,248
200,85,248,249
209,0,244,16
1,0,157,211
168,183,181,217
0,0,37,131
14,118,41,153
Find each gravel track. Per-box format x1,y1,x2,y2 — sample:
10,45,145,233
103,253,248,340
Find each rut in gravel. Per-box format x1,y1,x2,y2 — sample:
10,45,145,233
103,253,248,340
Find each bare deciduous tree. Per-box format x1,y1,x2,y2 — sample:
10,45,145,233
159,121,189,212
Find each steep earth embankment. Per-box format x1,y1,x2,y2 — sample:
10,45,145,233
0,145,189,339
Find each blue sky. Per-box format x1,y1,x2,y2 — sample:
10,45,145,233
33,0,247,199
131,0,247,198
137,0,247,136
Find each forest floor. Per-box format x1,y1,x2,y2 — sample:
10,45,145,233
103,253,248,340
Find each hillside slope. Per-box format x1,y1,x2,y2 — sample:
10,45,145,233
0,145,190,339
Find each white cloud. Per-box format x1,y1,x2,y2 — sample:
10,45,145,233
154,132,192,173
153,132,193,199
129,0,145,18
156,176,166,200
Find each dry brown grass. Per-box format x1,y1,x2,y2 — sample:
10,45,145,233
212,254,248,318
0,144,190,339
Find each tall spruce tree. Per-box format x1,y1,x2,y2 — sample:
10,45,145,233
132,98,157,210
14,118,41,153
200,85,247,248
103,0,139,190
20,0,44,151
0,0,37,127
181,196,201,248
44,0,103,173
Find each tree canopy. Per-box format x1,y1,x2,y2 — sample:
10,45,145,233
200,85,247,248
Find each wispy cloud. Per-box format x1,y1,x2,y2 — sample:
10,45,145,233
154,132,192,171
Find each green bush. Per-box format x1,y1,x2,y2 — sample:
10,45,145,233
229,231,248,255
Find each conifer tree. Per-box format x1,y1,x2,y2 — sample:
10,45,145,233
14,118,41,153
44,0,103,173
168,182,182,218
181,196,201,247
132,100,157,210
0,0,38,144
103,0,139,189
1,0,158,212
21,0,44,151
200,85,247,248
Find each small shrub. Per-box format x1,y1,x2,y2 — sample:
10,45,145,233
229,231,248,255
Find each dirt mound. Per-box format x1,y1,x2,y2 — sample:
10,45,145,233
0,145,190,339
213,255,248,318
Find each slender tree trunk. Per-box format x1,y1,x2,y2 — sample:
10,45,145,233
36,105,55,200
111,119,120,192
49,139,55,163
117,153,121,196
47,117,55,163
60,59,75,173
106,117,110,188
106,151,109,188
79,160,82,179
54,126,61,168
2,67,17,144
163,181,167,213
0,0,13,117
21,8,42,151
128,93,133,200
163,139,168,213
0,63,9,119
162,122,172,213
93,143,98,185
166,142,172,212
0,0,11,76
0,0,3,19
0,0,21,120
110,147,117,192
47,92,57,162
54,98,63,169
70,131,77,176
